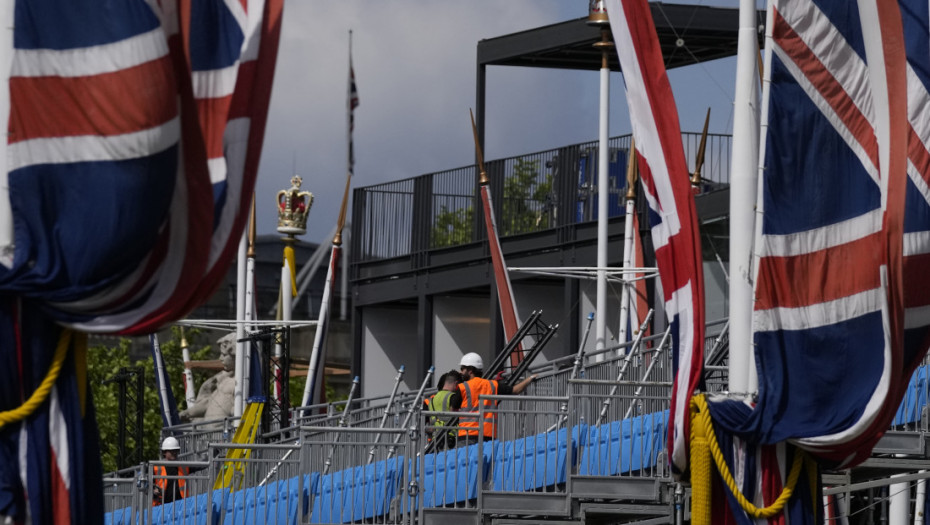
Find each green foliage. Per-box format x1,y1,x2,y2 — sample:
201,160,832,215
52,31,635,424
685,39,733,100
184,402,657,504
287,373,349,411
501,159,553,236
429,158,554,248
87,327,212,473
430,205,474,248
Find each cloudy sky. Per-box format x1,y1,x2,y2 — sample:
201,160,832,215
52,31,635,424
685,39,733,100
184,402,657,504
255,0,742,243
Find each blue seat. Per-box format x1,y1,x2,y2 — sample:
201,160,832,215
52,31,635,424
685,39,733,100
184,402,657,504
579,410,669,476
494,426,575,491
420,441,496,507
894,365,928,425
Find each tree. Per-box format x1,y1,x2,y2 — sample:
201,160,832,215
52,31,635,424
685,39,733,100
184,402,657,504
429,158,554,248
88,327,212,473
501,159,553,236
430,205,474,248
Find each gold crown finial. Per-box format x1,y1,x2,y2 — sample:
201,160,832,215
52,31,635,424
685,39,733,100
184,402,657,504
277,175,313,236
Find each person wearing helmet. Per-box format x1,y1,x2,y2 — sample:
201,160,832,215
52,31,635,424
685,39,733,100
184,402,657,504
152,436,189,506
426,370,463,450
456,352,537,443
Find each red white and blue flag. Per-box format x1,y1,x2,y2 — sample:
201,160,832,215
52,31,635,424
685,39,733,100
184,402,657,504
707,0,911,473
2,0,282,336
606,0,706,477
0,0,282,521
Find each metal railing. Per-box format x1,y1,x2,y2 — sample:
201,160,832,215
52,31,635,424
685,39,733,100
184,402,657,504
353,132,732,262
161,417,237,461
301,425,414,524
569,378,672,481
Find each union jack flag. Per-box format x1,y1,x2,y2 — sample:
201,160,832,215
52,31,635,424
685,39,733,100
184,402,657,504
0,0,282,521
706,0,911,471
3,0,282,335
606,0,706,477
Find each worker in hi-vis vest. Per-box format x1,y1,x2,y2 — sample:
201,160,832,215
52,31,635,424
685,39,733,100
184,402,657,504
153,437,188,506
426,370,463,450
456,353,536,442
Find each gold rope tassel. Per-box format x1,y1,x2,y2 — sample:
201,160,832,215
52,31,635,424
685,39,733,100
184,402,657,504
0,328,72,430
690,394,806,521
690,395,713,525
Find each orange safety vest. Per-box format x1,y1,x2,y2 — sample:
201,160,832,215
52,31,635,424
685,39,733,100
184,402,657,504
457,377,499,438
153,464,188,505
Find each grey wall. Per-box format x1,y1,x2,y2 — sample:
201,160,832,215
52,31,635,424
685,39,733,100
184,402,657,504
361,306,420,395
579,279,623,355
433,295,490,378
513,281,567,365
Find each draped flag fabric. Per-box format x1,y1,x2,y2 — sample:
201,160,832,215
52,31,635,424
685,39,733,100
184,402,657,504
150,334,181,428
348,39,359,176
2,0,282,335
0,0,283,522
0,301,104,525
898,0,930,424
708,0,910,469
606,0,706,477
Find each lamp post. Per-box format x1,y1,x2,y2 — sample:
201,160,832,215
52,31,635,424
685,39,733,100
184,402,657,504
275,176,312,405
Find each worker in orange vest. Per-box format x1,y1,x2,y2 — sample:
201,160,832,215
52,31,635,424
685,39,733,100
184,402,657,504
152,437,188,506
456,352,536,442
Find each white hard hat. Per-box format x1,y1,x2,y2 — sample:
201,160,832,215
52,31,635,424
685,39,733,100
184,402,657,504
460,352,484,370
161,436,181,451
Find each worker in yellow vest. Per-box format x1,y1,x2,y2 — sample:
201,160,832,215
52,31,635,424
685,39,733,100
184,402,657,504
456,352,536,442
426,370,463,450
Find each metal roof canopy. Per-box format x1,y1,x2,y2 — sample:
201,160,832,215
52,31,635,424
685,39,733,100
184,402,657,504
475,2,759,144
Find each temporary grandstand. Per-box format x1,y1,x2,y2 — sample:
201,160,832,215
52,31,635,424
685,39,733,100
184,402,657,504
102,318,930,524
101,5,930,524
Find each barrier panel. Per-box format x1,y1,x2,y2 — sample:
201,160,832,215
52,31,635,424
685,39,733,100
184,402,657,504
301,425,413,524
569,379,672,481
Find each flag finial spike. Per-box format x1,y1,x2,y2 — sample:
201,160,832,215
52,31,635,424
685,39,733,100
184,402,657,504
691,108,711,187
469,109,489,185
247,193,257,258
626,138,638,200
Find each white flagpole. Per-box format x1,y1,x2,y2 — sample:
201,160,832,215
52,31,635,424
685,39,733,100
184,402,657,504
234,228,247,417
594,24,613,353
180,328,196,408
302,245,338,407
618,142,637,346
728,0,760,394
242,197,257,405
0,6,13,267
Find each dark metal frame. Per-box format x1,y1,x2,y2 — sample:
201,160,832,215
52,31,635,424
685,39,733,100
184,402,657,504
103,366,144,470
240,327,291,433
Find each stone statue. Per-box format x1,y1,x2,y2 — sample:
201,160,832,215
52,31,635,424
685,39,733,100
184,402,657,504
179,333,237,422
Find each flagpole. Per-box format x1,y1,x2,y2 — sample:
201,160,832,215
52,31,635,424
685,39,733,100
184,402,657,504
0,4,12,265
243,197,257,403
728,0,760,394
180,327,196,408
302,32,356,407
617,140,637,346
591,6,613,353
234,222,248,417
470,110,522,366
